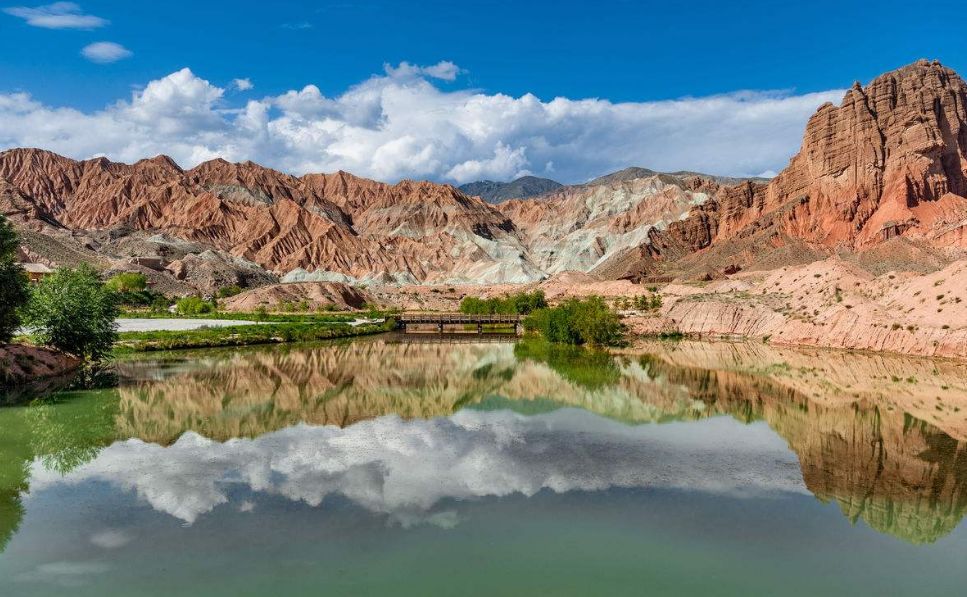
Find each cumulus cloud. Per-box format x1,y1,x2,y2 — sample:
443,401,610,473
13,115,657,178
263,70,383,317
0,61,845,183
29,410,807,526
80,41,132,63
3,1,106,29
232,78,254,91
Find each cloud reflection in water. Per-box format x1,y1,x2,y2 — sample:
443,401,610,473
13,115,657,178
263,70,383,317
29,409,807,526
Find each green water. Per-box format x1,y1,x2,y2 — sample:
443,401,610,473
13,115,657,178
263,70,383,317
1,336,966,595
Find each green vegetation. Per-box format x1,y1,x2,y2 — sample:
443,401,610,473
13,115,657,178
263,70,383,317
459,290,547,315
105,272,147,293
175,296,217,315
513,338,620,390
114,319,396,352
216,285,243,298
0,215,30,342
523,296,625,347
104,272,173,309
117,309,357,323
276,299,314,313
614,292,662,311
21,264,119,360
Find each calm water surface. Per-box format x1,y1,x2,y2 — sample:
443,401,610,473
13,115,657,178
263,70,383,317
1,336,966,596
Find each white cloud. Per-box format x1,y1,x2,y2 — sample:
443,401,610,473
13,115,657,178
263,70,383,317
29,410,807,526
232,78,254,91
0,61,845,183
89,529,132,549
80,41,132,64
3,1,106,29
384,60,463,82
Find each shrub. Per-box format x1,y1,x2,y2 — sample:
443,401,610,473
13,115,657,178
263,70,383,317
523,296,625,347
106,272,147,293
631,293,662,311
176,296,216,315
216,285,243,298
22,264,119,359
150,295,171,313
0,215,30,342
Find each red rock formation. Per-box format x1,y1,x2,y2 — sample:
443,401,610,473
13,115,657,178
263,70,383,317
647,60,967,276
0,148,528,283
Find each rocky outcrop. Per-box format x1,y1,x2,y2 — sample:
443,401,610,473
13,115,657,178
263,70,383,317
498,174,719,275
0,344,81,390
608,60,967,280
219,281,373,311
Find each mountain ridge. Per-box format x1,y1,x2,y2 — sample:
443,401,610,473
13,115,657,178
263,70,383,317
2,60,966,294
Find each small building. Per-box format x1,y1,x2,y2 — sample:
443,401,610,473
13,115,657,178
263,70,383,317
22,263,54,283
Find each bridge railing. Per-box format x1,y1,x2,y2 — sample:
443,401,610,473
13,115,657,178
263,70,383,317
398,313,522,324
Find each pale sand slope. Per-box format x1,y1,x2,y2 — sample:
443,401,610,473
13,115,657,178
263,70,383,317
627,257,967,359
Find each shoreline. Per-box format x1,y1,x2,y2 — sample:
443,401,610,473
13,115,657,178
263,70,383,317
113,319,396,353
0,344,82,390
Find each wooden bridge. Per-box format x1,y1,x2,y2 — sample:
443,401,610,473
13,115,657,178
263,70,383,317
398,313,522,334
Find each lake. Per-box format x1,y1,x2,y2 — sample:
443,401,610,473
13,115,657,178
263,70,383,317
1,336,966,596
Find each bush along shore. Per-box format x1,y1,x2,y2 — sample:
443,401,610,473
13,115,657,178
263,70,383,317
113,319,397,353
456,292,626,348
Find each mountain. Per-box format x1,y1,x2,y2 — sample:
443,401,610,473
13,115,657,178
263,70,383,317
0,149,539,290
3,60,966,296
599,59,967,280
497,174,723,275
459,176,563,203
585,167,769,187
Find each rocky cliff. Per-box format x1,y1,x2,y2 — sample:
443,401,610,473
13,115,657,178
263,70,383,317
611,60,967,280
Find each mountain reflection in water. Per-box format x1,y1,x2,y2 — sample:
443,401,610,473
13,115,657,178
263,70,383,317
2,337,967,548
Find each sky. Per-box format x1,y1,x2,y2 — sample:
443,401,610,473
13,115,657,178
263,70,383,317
0,0,964,184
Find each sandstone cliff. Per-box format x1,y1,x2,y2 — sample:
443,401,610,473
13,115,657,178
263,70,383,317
611,60,967,280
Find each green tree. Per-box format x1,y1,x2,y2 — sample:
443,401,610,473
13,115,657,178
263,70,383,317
22,264,119,359
105,272,147,293
459,291,547,315
0,215,30,342
523,296,625,347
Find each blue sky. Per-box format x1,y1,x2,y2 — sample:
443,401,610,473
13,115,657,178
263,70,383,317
0,0,964,183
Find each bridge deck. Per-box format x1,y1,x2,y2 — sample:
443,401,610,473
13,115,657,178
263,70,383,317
399,313,522,325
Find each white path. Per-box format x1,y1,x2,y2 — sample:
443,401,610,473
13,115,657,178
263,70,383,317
116,318,262,332
115,317,383,332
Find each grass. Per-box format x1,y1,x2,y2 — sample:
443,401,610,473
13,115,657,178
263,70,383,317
113,319,397,353
117,310,362,323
